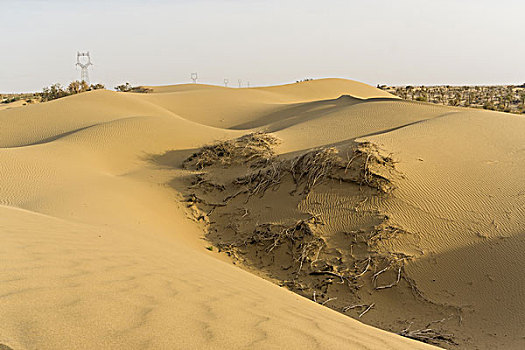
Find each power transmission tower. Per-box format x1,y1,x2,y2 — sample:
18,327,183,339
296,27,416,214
191,72,198,83
238,79,242,88
224,78,229,87
247,81,250,88
76,52,93,84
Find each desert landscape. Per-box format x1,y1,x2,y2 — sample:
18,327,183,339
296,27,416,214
1,78,524,350
2,1,525,349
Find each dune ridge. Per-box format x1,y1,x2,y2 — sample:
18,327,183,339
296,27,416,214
1,78,523,349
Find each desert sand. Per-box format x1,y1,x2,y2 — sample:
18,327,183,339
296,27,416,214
1,78,523,349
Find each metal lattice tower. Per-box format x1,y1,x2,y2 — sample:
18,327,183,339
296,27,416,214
191,72,198,83
238,79,242,88
76,52,93,84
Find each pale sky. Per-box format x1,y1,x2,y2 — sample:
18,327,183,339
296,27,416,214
1,0,524,92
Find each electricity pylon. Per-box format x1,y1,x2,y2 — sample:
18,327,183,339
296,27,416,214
76,52,93,84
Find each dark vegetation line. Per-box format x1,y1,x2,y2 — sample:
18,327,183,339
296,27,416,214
1,81,152,104
378,84,525,114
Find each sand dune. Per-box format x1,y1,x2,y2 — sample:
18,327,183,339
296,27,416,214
139,78,395,128
1,78,523,349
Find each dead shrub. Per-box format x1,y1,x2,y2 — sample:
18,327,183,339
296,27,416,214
184,133,280,170
235,142,396,197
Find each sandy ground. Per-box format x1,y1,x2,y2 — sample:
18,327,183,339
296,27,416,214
1,78,523,349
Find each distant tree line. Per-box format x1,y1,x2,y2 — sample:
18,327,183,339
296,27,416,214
37,81,155,103
377,84,525,114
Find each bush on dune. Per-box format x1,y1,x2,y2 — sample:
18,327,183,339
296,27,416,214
40,81,105,102
114,83,152,93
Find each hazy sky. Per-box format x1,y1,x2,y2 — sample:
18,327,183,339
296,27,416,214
1,0,524,92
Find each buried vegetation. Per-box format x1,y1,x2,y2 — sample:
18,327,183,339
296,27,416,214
181,133,460,347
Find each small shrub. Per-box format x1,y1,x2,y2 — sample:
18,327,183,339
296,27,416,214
130,86,153,93
40,81,105,102
90,83,105,90
41,83,68,102
296,78,313,83
115,83,132,92
67,80,90,95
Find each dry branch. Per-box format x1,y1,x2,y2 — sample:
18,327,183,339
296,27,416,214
321,297,337,306
375,266,402,290
354,256,371,278
399,320,456,346
359,303,375,318
342,304,367,313
309,270,346,283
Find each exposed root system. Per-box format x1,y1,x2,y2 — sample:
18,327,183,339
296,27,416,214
182,133,459,348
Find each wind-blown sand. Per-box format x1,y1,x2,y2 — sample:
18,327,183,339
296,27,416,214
0,78,523,349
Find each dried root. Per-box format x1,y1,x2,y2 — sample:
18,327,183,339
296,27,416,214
185,194,226,208
346,224,409,249
359,303,375,318
246,221,325,271
399,320,457,346
235,162,285,196
342,303,375,318
189,173,226,191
